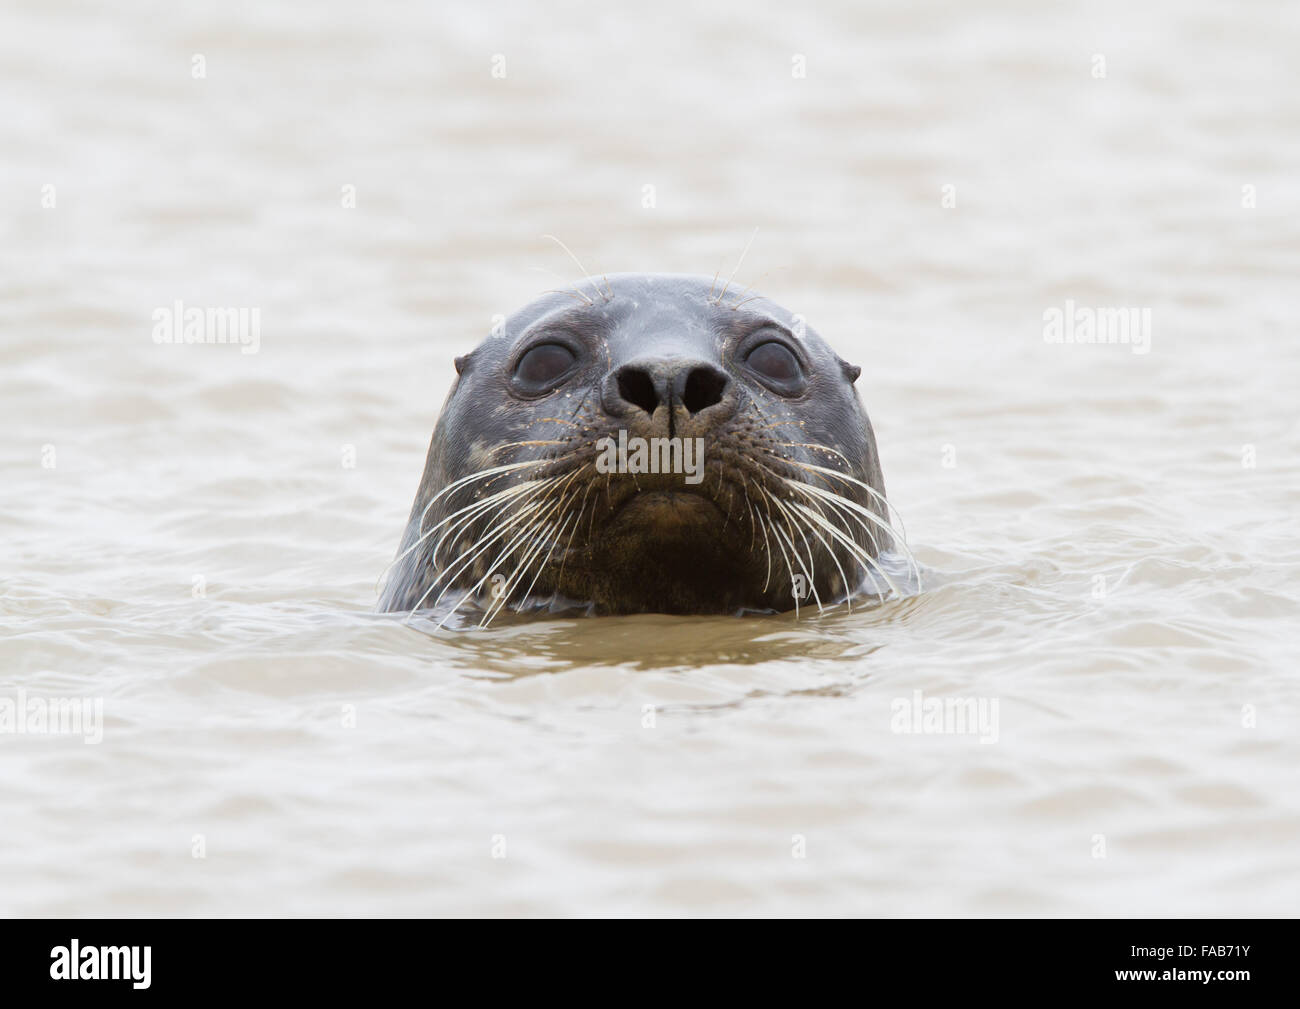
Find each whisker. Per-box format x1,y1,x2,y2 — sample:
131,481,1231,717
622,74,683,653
542,234,610,304
729,270,769,310
763,509,801,617
376,461,546,593
767,453,920,586
785,458,915,545
482,501,578,627
416,476,564,595
787,496,893,599
463,471,588,627
488,439,569,458
769,489,854,611
542,287,594,307
428,480,555,569
782,480,902,596
426,494,563,627
714,226,759,305
761,487,825,615
753,504,775,594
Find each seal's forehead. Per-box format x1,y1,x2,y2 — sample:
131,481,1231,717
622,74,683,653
491,272,826,350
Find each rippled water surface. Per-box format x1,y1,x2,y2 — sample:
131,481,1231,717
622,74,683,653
3,0,1298,915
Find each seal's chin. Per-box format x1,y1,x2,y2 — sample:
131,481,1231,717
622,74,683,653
610,489,723,529
581,487,771,615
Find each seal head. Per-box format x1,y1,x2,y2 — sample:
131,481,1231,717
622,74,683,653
379,273,899,619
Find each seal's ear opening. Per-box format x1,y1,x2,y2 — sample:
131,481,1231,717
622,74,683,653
842,361,862,383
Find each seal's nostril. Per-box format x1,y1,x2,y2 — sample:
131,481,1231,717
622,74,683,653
617,368,659,414
682,366,728,414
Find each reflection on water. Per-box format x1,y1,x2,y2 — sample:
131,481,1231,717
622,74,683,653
2,0,1298,915
423,607,886,675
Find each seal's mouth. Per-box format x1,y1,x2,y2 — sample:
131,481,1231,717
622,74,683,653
609,487,722,526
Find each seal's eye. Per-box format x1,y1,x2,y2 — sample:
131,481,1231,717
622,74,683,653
745,340,805,393
513,342,577,393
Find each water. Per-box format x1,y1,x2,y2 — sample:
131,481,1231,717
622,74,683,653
2,0,1298,916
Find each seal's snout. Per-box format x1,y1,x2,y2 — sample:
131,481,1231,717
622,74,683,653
604,357,732,425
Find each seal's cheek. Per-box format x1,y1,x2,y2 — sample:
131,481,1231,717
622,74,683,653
466,439,496,474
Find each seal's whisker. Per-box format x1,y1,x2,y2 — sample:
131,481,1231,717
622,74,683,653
541,234,610,305
771,471,887,596
478,519,556,627
786,458,915,546
423,460,548,513
780,475,889,553
762,510,800,616
434,463,587,626
426,493,564,627
818,487,919,590
483,504,577,627
769,489,854,611
772,440,856,471
507,515,572,617
410,461,545,552
553,475,597,593
748,469,782,592
542,287,594,307
407,501,543,621
429,522,539,628
463,472,588,626
376,462,547,593
729,271,770,310
756,511,774,594
760,488,817,612
750,419,802,434
740,474,758,552
761,487,826,615
787,497,894,599
418,477,563,598
429,483,551,569
782,480,903,596
488,439,569,457
761,501,809,617
773,455,919,583
778,462,900,548
439,475,566,572
714,226,759,306
421,478,551,563
764,489,821,606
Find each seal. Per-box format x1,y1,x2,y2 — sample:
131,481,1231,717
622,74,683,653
378,273,912,622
